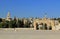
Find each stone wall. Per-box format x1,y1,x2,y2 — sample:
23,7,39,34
0,28,34,31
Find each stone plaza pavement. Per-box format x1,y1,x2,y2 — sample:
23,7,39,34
0,29,60,39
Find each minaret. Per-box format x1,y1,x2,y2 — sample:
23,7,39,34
7,12,10,19
6,12,11,21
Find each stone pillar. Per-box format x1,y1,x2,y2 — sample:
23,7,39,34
51,21,55,30
52,26,55,30
33,21,36,30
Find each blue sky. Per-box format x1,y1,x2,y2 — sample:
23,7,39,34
0,0,60,18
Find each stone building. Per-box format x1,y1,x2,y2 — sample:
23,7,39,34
33,15,57,30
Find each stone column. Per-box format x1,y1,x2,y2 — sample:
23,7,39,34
33,21,36,30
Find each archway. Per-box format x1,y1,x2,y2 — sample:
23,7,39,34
36,23,48,30
36,23,39,30
42,23,47,30
46,25,52,30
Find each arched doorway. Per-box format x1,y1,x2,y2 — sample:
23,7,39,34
36,23,48,30
49,26,52,30
42,23,47,30
36,23,39,30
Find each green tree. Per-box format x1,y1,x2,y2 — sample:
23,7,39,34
0,23,3,28
0,18,2,23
